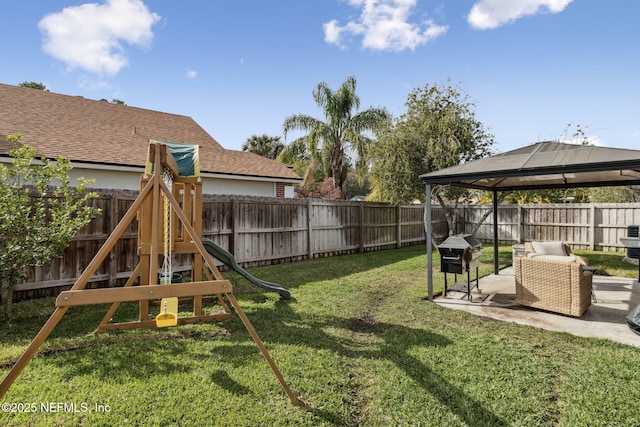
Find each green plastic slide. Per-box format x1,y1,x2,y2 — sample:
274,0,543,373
202,239,291,300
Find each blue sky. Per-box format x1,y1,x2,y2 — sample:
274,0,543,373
2,0,639,154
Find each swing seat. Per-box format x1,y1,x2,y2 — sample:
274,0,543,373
155,297,178,327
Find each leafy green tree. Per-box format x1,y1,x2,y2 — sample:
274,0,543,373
99,99,126,105
589,186,640,203
343,167,372,200
479,189,566,204
283,76,390,194
242,134,285,160
19,81,47,90
370,80,495,205
0,135,100,318
277,137,310,165
276,137,312,180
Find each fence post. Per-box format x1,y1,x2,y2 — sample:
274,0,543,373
518,204,523,243
232,198,240,261
590,203,596,250
108,193,118,287
396,205,402,248
463,205,467,235
359,203,365,253
307,200,314,259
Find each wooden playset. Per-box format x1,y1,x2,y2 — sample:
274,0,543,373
0,141,299,405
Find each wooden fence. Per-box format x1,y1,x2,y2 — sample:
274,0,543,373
14,192,431,300
14,193,640,301
460,203,640,250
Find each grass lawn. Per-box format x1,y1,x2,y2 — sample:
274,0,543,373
1,245,639,426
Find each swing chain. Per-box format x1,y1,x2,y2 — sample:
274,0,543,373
160,167,174,284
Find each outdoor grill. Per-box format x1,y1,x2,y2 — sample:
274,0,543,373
437,234,483,274
437,234,483,299
620,225,640,281
625,225,639,260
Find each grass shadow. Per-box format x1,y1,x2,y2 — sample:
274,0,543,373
53,337,196,382
220,300,508,426
210,369,254,397
0,244,516,425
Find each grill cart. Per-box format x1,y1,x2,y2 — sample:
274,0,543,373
437,234,483,301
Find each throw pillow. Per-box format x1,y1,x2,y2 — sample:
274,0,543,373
531,241,568,256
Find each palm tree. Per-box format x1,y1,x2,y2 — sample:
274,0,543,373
242,134,285,160
282,76,390,192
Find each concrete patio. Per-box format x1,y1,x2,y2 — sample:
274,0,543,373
434,267,640,348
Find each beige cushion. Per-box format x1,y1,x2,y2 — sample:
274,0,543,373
526,253,576,263
531,241,568,256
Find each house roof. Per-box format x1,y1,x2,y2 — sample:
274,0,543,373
420,141,640,191
0,83,300,182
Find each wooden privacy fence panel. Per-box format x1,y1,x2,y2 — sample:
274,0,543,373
16,191,640,301
463,205,520,243
201,196,233,253
523,204,593,248
401,205,428,245
111,194,139,284
310,201,361,255
463,203,640,250
362,204,397,249
430,206,449,243
594,204,640,251
234,198,309,263
14,192,427,300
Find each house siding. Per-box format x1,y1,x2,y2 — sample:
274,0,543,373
67,165,287,197
203,177,275,197
68,167,141,191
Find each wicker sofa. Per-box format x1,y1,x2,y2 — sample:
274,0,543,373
514,242,593,317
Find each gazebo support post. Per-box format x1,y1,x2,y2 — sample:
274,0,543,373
493,189,499,275
425,183,434,301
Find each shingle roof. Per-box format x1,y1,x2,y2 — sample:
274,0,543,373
0,83,300,181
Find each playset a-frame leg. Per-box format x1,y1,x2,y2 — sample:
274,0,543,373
0,141,299,406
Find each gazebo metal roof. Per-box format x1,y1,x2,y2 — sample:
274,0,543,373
420,141,640,190
419,141,640,301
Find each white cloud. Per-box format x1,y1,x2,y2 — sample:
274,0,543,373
78,77,110,91
186,69,197,79
323,0,448,51
38,0,161,76
468,0,573,30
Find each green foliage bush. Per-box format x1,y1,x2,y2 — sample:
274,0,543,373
0,134,100,318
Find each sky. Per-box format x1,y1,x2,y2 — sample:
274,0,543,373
2,0,639,155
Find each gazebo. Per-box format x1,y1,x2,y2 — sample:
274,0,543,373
419,141,640,301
